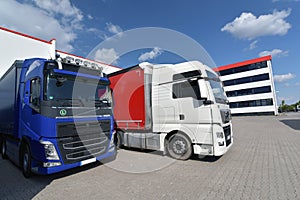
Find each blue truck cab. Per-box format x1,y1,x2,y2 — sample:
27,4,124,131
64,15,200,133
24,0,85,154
0,57,116,177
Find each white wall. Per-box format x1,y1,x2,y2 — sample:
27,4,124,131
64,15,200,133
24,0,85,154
0,27,55,78
0,27,120,78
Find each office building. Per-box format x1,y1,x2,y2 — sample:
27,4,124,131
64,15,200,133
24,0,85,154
214,56,278,115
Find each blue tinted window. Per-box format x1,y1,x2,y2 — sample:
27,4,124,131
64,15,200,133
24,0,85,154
172,80,200,99
223,73,269,86
229,98,273,108
226,86,271,97
219,61,268,76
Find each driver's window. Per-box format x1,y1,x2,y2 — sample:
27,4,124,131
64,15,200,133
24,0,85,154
30,78,41,107
172,80,201,99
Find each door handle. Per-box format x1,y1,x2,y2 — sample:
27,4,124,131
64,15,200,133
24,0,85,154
179,114,185,120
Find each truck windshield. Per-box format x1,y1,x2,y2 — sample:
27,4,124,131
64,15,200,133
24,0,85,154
44,72,112,107
206,71,228,104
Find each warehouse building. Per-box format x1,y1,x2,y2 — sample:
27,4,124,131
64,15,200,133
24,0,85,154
214,56,278,115
0,26,119,78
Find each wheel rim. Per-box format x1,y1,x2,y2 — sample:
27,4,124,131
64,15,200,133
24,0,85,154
23,153,29,172
172,139,186,155
2,141,5,155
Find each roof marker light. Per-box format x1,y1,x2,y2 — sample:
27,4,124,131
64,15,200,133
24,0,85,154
65,56,74,63
75,58,83,65
83,61,91,67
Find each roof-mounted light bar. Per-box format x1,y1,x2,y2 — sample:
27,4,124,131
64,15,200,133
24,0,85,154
57,55,103,74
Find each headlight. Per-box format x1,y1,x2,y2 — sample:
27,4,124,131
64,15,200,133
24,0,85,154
40,141,60,160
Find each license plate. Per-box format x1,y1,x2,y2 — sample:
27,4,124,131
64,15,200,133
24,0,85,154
80,157,96,166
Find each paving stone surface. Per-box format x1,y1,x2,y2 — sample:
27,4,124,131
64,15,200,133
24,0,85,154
1,113,300,200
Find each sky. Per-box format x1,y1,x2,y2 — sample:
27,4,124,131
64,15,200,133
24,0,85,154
0,0,299,104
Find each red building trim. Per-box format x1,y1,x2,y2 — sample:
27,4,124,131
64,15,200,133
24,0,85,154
0,26,53,44
214,55,272,72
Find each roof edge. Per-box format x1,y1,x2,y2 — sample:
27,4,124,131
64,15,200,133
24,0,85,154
214,55,272,72
0,26,53,44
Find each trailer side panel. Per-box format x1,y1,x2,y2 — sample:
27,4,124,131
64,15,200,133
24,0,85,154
0,61,23,134
110,67,146,130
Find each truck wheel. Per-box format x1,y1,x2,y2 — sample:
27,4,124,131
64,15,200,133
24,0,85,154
22,145,32,178
1,138,8,159
114,131,122,149
167,133,192,160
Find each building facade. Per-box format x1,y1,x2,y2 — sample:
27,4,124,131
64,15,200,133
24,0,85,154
0,26,120,78
214,56,278,115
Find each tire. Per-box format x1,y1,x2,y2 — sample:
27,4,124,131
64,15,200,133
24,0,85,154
114,131,122,149
1,138,8,159
22,144,32,178
167,133,192,160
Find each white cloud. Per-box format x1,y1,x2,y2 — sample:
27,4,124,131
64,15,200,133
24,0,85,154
259,49,289,57
274,73,296,82
33,0,83,29
87,14,93,20
87,28,107,39
94,48,119,64
106,22,123,35
221,9,292,40
138,47,163,62
33,0,82,18
249,40,258,50
0,0,86,52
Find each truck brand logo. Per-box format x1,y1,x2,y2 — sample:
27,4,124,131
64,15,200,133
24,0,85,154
59,109,67,116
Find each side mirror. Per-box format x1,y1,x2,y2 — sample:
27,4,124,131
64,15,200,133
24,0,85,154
198,79,208,100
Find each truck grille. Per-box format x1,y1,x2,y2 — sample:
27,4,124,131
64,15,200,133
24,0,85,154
223,125,231,146
57,120,111,164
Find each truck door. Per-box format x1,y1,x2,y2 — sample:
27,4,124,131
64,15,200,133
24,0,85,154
171,79,212,143
21,78,42,138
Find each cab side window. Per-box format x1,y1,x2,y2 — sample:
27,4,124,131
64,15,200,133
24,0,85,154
30,78,41,109
172,80,200,99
